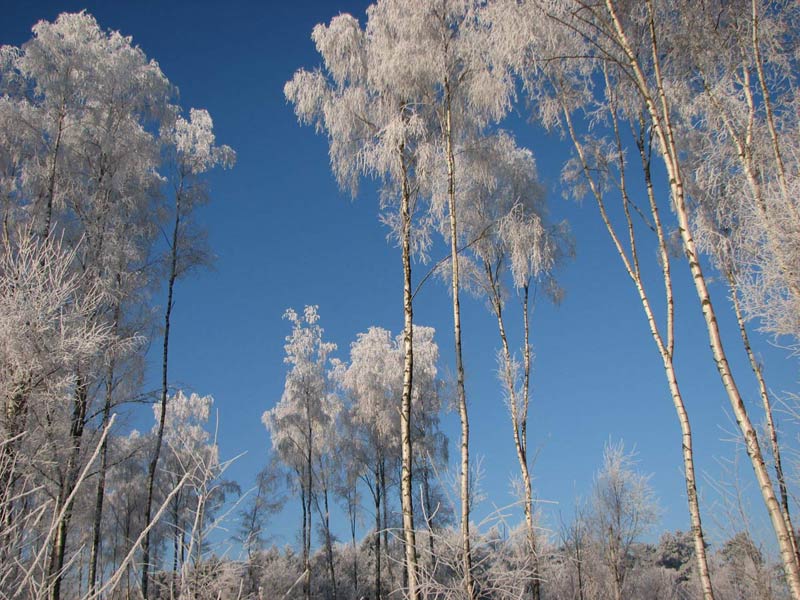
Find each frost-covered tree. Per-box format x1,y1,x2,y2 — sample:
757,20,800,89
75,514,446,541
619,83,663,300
333,324,444,600
591,441,659,600
675,0,800,345
543,3,800,593
487,0,798,594
263,306,337,600
285,11,436,592
149,391,239,599
453,131,569,600
237,457,285,592
0,13,238,598
141,107,235,599
0,13,176,597
673,0,800,566
406,325,450,563
0,227,114,597
543,62,718,597
335,327,402,600
403,2,519,590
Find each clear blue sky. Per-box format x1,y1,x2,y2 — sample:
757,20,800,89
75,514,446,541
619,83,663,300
3,0,798,552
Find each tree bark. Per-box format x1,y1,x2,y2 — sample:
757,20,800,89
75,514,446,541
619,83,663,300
373,465,382,600
141,187,182,599
485,265,540,600
444,77,474,600
601,1,800,595
560,86,715,599
399,137,419,599
48,374,89,600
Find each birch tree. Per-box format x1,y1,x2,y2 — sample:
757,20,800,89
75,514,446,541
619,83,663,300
285,12,434,593
456,131,569,600
676,0,800,345
1,15,173,597
551,4,800,593
399,3,518,592
141,107,235,599
263,306,336,600
546,65,718,597
492,0,800,594
677,0,800,565
591,441,659,600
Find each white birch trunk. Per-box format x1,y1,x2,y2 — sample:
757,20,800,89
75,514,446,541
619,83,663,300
444,81,474,598
600,2,800,594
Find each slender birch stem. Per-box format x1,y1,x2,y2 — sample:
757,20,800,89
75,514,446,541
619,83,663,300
599,1,800,593
399,137,419,600
142,180,183,599
561,91,715,599
443,77,474,598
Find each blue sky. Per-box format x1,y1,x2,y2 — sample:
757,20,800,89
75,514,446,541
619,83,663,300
3,0,798,552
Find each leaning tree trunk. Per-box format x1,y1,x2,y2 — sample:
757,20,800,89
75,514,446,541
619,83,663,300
728,273,798,564
601,1,800,595
701,17,799,559
560,90,715,599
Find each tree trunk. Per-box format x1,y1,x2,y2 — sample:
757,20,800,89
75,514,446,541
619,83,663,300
141,189,182,599
373,466,382,600
399,138,419,599
89,302,121,594
305,421,313,600
444,78,474,600
171,489,182,600
49,374,89,600
422,463,435,561
349,491,358,595
602,1,800,595
380,459,392,583
300,482,309,600
322,486,337,600
41,105,65,239
88,372,112,594
485,266,540,600
729,275,798,564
